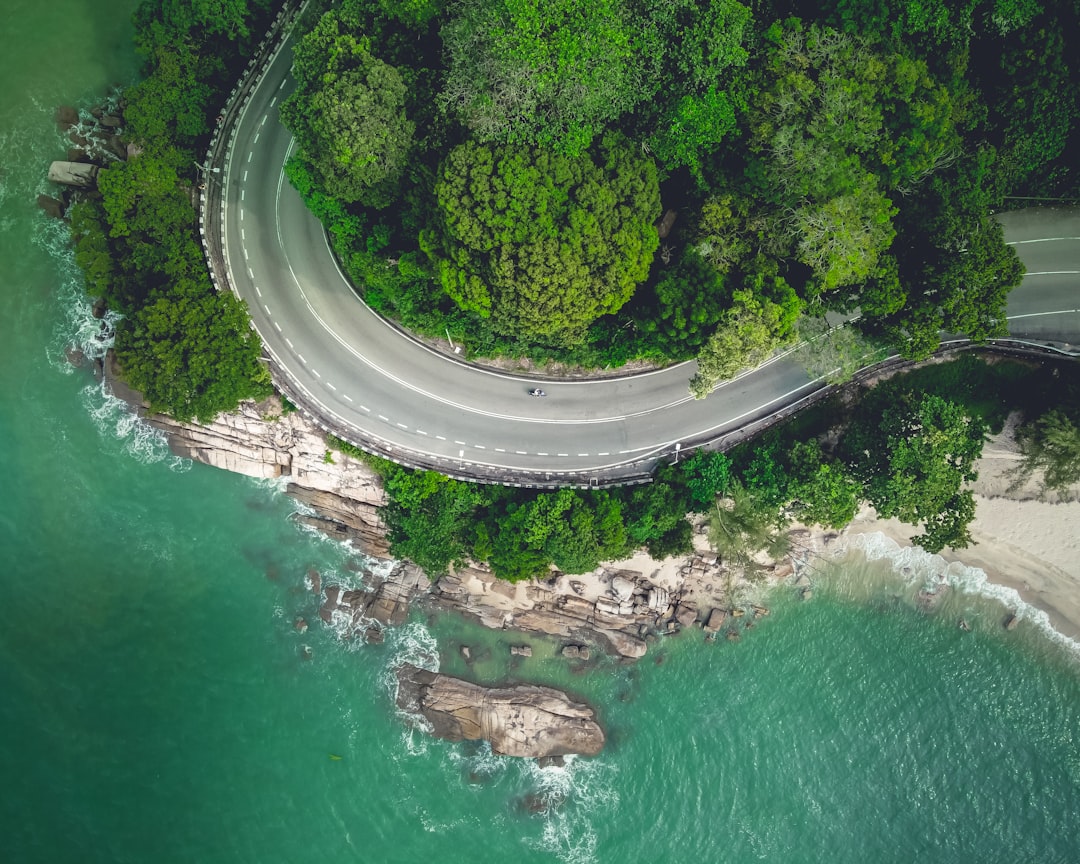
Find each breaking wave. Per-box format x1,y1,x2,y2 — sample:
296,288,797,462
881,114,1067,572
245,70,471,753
848,531,1080,657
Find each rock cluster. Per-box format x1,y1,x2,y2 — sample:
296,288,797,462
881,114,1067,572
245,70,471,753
395,664,605,759
319,563,430,641
42,103,136,221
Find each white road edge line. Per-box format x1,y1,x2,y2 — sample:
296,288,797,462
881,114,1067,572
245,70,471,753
1007,237,1080,244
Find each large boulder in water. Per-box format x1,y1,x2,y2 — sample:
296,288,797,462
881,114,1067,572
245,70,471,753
395,664,605,759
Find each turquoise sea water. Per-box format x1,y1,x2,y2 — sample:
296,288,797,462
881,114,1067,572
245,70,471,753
1,2,1079,861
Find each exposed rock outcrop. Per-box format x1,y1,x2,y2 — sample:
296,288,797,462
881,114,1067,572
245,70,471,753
320,563,430,632
48,161,98,188
395,664,605,758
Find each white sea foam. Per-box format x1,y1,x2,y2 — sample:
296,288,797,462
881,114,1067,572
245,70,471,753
848,531,1080,656
381,620,440,753
522,756,619,864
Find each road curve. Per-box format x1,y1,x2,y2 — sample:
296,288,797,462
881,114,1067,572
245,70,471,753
215,20,1080,484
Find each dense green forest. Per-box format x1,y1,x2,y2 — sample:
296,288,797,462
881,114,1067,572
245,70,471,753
70,0,279,421
63,0,1080,574
336,355,1080,579
283,0,1078,391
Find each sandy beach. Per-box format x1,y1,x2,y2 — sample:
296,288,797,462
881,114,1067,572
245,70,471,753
596,417,1080,644
842,417,1080,642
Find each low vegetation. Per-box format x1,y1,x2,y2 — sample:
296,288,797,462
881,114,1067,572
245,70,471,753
332,356,1080,579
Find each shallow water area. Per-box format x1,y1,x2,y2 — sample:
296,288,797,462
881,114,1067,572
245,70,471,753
2,1,1080,862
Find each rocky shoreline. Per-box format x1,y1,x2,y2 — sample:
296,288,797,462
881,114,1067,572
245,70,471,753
84,356,805,755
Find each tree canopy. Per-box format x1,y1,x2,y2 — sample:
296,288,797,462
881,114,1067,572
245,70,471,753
423,136,659,344
281,9,415,208
439,0,654,154
842,391,988,551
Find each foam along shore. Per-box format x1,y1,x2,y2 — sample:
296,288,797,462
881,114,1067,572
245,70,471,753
838,418,1080,644
99,354,1079,650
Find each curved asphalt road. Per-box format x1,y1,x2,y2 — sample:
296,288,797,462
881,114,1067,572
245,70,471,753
220,28,1080,481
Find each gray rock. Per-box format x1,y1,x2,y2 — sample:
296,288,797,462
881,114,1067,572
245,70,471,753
48,161,98,188
610,575,636,602
395,664,605,759
55,105,79,129
1004,613,1019,631
675,602,698,628
36,194,64,219
510,644,533,657
103,134,127,161
703,608,728,634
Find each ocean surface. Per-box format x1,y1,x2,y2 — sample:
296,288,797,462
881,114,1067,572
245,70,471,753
1,2,1079,861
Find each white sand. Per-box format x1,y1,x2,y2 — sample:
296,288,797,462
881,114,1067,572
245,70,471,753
845,419,1080,641
601,417,1080,641
453,419,1080,645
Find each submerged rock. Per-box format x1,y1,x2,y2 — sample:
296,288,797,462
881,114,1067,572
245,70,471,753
395,664,604,759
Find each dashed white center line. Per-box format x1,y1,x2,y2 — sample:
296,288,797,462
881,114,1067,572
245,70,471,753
578,453,589,457
325,382,336,391
619,449,631,454
311,369,321,378
254,285,261,297
516,450,527,455
270,96,277,107
240,208,244,221
495,448,505,452
558,453,568,457
260,114,267,124
243,170,248,182
285,338,294,349
297,353,307,364
397,423,408,429
241,229,246,241
278,80,286,91
247,151,252,163
243,248,249,260
454,440,467,446
241,189,245,201
359,405,370,412
537,452,548,456
436,435,446,441
598,452,609,457
474,444,486,449
343,394,353,402
274,322,282,332
378,414,388,421
253,132,260,145
263,304,270,316
416,429,428,436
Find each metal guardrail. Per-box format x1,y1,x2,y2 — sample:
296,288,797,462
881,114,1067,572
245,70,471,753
194,7,1079,490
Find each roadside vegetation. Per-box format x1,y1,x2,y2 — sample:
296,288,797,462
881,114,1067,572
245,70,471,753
332,356,1080,579
59,2,1080,572
282,0,1079,393
69,0,279,421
